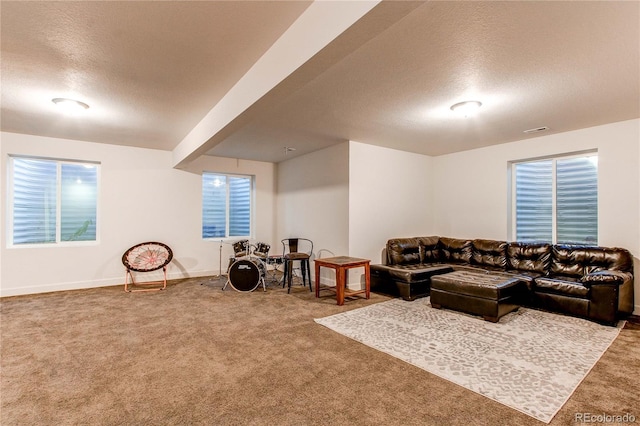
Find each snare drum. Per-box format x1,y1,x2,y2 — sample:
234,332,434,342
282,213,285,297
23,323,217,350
226,257,266,292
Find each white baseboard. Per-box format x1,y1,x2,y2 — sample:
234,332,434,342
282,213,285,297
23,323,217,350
0,269,217,298
0,277,122,298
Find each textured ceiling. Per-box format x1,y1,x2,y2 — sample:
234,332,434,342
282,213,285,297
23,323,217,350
208,1,640,161
1,1,639,164
0,0,312,151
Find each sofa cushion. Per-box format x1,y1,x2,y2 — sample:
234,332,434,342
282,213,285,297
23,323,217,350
418,236,441,263
387,238,421,265
371,263,453,283
471,239,507,269
582,247,633,273
507,242,551,274
438,237,472,264
551,245,634,278
534,277,590,298
580,270,631,285
551,246,588,278
510,271,542,291
389,264,453,283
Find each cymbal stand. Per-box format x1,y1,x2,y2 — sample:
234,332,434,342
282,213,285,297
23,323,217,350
201,239,228,287
217,239,227,278
221,240,233,290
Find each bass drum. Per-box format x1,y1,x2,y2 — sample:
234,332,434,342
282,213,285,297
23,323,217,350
228,258,265,292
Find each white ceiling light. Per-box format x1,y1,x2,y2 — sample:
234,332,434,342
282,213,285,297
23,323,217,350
52,98,90,115
450,100,482,117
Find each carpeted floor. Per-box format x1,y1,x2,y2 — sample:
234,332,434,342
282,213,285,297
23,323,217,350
1,276,639,425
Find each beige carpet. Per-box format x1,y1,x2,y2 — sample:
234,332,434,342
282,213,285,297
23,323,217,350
1,277,639,425
315,297,623,423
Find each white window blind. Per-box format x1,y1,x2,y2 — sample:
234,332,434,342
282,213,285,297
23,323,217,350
202,173,252,238
515,160,553,243
60,163,98,241
10,157,98,245
513,153,597,244
556,157,598,244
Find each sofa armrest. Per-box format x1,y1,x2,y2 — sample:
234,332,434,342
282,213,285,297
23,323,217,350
580,271,632,286
581,271,634,323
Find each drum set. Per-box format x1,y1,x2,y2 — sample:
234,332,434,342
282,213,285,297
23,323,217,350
222,240,279,293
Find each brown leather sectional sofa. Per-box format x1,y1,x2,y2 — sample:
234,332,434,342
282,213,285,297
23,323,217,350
370,236,635,325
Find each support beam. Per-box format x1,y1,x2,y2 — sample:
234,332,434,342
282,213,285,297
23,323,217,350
172,0,383,169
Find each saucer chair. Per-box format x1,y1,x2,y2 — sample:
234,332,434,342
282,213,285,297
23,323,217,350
122,242,173,292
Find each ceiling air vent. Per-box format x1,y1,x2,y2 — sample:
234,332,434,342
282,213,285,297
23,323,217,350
523,126,549,134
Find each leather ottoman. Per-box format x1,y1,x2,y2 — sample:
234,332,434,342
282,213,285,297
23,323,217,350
430,270,526,322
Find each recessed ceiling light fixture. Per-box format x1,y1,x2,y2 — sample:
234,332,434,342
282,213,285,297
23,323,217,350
450,100,482,117
52,98,90,114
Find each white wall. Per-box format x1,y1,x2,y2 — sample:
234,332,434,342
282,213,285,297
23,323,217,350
349,141,433,264
276,142,350,259
276,141,434,290
4,119,638,307
276,142,350,288
0,132,276,296
432,119,640,313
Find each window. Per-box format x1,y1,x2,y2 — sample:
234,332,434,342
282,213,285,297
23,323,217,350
202,173,252,238
9,156,99,245
512,152,598,244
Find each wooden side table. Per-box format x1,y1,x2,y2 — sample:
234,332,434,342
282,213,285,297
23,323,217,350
314,256,370,305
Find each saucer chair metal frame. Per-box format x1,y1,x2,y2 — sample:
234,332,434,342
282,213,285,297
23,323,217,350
123,242,173,292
